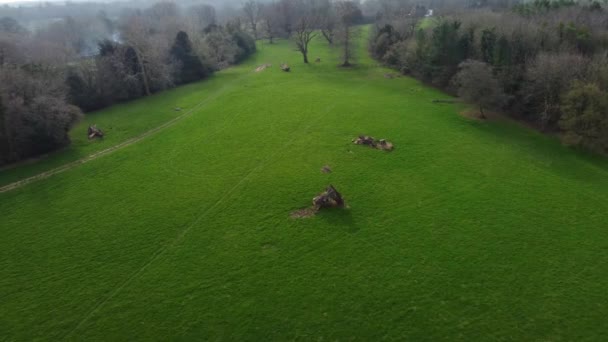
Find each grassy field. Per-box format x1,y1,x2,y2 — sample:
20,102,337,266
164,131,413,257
1,29,608,341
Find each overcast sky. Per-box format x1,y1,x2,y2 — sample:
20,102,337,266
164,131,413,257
0,0,100,3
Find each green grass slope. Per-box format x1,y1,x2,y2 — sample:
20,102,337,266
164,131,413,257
1,29,608,341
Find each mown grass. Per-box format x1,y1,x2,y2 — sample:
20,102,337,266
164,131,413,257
1,28,608,341
0,69,248,187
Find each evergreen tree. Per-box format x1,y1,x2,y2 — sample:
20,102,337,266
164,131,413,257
494,35,512,67
170,31,211,84
481,28,497,64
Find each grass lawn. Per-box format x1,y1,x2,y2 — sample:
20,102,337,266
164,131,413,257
1,28,608,341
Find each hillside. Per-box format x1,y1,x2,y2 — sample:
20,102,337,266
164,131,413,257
1,30,608,340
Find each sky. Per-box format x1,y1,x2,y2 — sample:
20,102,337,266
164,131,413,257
0,0,100,3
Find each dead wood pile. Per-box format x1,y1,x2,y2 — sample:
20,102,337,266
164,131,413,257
353,135,394,151
313,185,345,210
88,125,104,140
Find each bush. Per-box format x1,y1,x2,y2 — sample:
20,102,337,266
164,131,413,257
231,31,257,63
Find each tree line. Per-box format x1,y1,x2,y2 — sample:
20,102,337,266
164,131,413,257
369,0,608,155
0,1,256,166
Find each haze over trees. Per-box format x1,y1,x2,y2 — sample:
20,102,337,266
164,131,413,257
0,1,256,166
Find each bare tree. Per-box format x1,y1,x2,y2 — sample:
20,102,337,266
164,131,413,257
293,11,319,64
453,60,504,119
260,2,281,44
319,0,337,45
524,52,588,129
121,16,152,96
276,0,296,37
120,10,176,96
187,4,217,33
336,1,361,67
243,0,262,40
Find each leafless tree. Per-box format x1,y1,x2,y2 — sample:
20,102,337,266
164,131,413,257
243,0,262,40
260,2,281,44
192,4,217,29
524,52,588,129
120,16,153,96
336,1,361,67
276,0,296,37
293,10,319,64
119,11,175,96
453,60,505,118
319,0,337,45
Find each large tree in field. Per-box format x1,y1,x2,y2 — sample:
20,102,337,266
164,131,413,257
453,60,504,119
336,1,361,67
171,31,210,84
292,2,319,64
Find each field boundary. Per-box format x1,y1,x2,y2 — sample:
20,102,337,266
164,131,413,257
0,74,250,194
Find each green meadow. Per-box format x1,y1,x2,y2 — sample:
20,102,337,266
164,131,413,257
1,30,608,340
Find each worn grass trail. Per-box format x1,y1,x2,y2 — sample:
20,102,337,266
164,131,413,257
1,31,608,341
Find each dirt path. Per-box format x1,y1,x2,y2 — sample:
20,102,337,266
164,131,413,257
0,75,246,194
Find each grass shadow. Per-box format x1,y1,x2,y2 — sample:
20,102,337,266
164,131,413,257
462,116,608,184
316,208,359,234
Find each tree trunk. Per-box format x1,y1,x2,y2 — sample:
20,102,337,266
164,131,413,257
479,105,487,119
322,30,333,45
303,52,308,64
0,100,13,162
134,48,151,96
